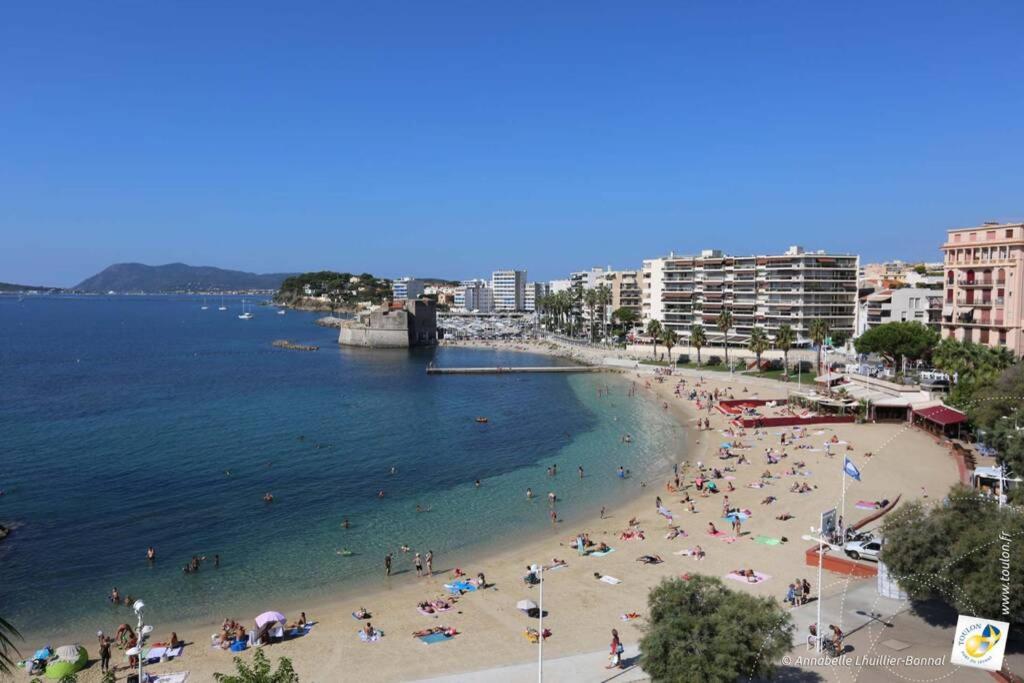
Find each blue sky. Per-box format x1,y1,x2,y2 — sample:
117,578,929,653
2,2,1022,286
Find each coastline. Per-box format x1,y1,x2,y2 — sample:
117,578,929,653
19,337,962,683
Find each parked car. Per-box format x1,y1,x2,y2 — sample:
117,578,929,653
844,537,882,562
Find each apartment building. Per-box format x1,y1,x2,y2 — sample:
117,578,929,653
524,281,550,312
491,269,527,311
858,287,942,335
606,270,641,319
643,246,858,345
392,277,426,301
454,279,494,313
941,221,1024,353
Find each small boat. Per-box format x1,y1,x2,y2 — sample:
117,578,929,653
201,297,209,310
218,295,227,311
475,417,489,424
238,299,254,320
277,309,286,315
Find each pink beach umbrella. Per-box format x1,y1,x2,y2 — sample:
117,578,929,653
255,611,286,629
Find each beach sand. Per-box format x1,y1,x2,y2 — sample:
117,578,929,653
50,338,962,683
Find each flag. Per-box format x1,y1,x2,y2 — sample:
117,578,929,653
843,458,861,481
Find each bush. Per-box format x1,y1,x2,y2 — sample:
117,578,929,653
675,354,690,365
706,355,722,366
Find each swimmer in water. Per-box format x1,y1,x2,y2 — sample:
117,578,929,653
342,518,350,529
400,544,410,553
378,490,385,498
526,488,534,499
263,492,274,502
390,466,397,475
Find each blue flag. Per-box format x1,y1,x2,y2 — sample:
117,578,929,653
844,458,861,481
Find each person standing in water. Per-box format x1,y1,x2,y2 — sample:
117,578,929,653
578,465,584,479
425,550,433,576
526,487,533,499
384,553,392,577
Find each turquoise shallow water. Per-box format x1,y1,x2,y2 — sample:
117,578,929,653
0,296,680,642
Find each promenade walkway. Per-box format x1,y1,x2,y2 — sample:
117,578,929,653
410,644,648,683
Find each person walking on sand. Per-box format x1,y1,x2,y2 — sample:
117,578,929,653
600,505,606,519
384,553,392,577
414,552,423,577
425,550,433,576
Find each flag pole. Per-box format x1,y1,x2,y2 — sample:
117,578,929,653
538,565,543,683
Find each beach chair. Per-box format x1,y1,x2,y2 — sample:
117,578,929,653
270,624,284,640
247,630,258,648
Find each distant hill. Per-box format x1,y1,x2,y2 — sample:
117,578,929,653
0,282,61,293
75,263,296,293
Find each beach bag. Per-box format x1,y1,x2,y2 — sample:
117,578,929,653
616,642,624,654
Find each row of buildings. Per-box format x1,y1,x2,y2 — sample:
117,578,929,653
390,220,1024,354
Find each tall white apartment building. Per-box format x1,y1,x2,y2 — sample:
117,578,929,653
643,246,858,345
391,277,426,301
524,281,550,312
454,279,494,313
491,269,527,311
549,279,571,293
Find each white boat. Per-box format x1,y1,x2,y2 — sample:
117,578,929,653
238,299,254,320
277,309,286,315
218,295,227,311
201,297,209,310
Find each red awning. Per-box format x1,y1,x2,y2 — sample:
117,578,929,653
914,405,967,426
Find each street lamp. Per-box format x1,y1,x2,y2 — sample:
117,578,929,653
801,532,827,653
125,600,153,683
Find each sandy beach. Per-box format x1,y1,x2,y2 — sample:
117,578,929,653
39,338,963,683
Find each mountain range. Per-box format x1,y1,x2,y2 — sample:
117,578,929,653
75,263,297,293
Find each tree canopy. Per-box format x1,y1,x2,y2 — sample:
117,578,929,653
639,575,793,683
853,321,938,368
932,338,1015,408
881,486,1024,623
214,649,300,683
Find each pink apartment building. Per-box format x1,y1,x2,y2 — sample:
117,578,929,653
941,221,1024,354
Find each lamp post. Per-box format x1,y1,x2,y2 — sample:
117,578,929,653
537,564,544,683
127,599,153,683
801,533,826,652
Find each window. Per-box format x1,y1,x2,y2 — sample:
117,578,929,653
1008,229,1015,238
954,234,962,243
970,232,977,241
988,231,997,240
999,331,1008,346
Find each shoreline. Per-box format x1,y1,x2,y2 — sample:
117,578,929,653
16,337,961,682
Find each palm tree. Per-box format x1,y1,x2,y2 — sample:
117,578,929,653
690,324,707,366
775,324,796,380
748,326,770,372
716,310,734,368
646,319,663,359
662,328,678,364
0,616,22,676
584,288,598,341
809,318,830,374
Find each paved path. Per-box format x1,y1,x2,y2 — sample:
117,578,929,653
411,645,648,683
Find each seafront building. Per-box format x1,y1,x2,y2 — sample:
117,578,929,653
606,269,641,320
642,246,858,346
524,281,549,312
857,287,943,336
491,269,527,311
941,221,1024,354
391,277,426,301
455,279,494,313
338,299,439,348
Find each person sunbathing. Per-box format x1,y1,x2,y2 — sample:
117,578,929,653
363,622,378,639
762,496,776,504
693,545,705,559
636,554,663,564
707,522,718,534
595,542,611,553
412,626,447,638
418,601,436,613
776,512,794,521
168,632,182,649
353,607,370,619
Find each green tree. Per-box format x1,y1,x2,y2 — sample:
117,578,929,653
614,307,639,328
662,328,678,364
639,575,794,683
747,326,770,371
933,338,1015,408
596,283,612,340
715,310,733,368
775,324,795,380
913,264,928,275
853,322,939,371
808,318,830,373
584,288,598,341
0,616,21,675
647,319,663,359
690,324,707,367
881,486,1024,622
214,649,300,683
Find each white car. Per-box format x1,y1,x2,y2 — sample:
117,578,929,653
844,538,882,562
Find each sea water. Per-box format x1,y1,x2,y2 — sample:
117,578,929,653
0,296,680,642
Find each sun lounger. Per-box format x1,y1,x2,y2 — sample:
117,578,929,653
599,575,622,585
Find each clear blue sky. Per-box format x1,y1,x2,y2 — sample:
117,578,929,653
2,2,1022,286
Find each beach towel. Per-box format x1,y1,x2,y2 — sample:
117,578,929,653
419,632,451,645
708,530,727,537
723,512,749,521
620,613,641,621
725,571,771,584
589,547,615,557
599,575,622,585
544,562,569,571
144,673,189,683
352,612,371,620
855,500,877,510
720,536,738,543
358,630,383,643
724,475,736,480
754,536,783,546
658,505,674,521
444,580,477,593
145,646,184,662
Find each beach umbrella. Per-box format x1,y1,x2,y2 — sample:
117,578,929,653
255,611,286,628
517,599,538,611
45,645,87,679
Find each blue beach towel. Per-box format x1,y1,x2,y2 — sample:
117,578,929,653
723,512,750,522
444,580,477,594
419,632,451,645
589,547,616,557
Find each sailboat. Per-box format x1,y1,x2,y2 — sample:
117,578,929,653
238,299,254,320
218,295,227,311
201,297,209,310
277,308,286,315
